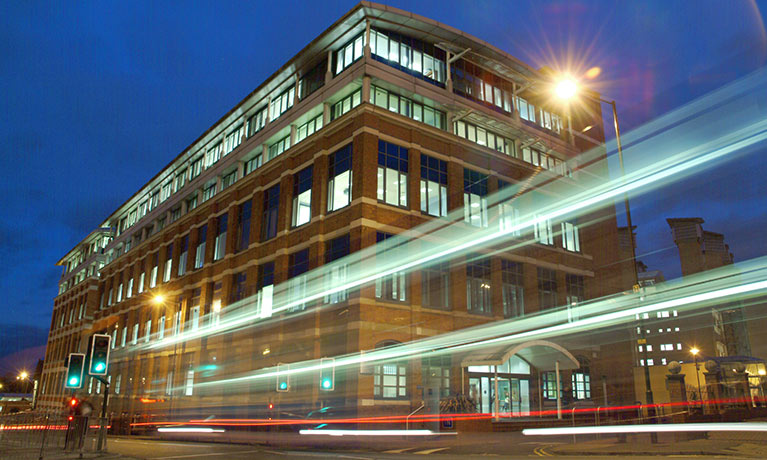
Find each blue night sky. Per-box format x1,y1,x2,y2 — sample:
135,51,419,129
1,1,766,366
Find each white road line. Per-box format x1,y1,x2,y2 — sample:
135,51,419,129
113,439,218,448
382,447,416,453
413,447,450,455
150,450,263,459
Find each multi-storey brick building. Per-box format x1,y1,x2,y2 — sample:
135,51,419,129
39,2,634,425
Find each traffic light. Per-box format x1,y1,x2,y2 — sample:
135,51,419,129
319,357,335,391
65,353,86,389
276,363,289,392
67,397,80,420
88,334,111,376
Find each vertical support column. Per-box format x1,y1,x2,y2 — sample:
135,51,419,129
215,175,222,194
236,161,244,180
446,52,453,94
511,83,520,123
294,73,300,106
494,366,500,421
181,199,188,215
446,111,454,135
364,20,371,58
323,102,331,125
262,144,269,163
362,75,371,103
556,360,562,419
325,49,333,85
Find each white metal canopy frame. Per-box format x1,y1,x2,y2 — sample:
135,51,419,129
461,339,580,421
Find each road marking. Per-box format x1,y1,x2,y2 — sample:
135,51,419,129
150,450,263,459
413,447,450,455
113,439,218,448
262,451,372,459
383,447,416,453
533,446,554,456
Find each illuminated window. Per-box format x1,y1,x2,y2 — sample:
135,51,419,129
370,29,446,83
213,214,227,261
373,341,408,399
327,144,352,212
334,33,365,75
269,86,295,122
268,135,290,161
178,236,188,276
292,166,313,227
464,169,488,227
194,225,207,269
377,141,408,207
163,243,173,282
296,113,323,143
572,369,591,400
561,222,581,252
247,106,267,136
542,371,560,400
224,125,244,155
420,155,448,217
331,89,362,120
534,216,554,245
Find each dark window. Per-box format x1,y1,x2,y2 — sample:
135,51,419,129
213,214,227,261
288,249,310,312
194,225,207,269
259,262,275,289
299,58,327,99
466,256,491,314
236,201,251,252
538,267,558,310
502,260,524,318
232,272,248,302
375,232,408,302
325,234,350,304
422,261,450,309
262,185,280,241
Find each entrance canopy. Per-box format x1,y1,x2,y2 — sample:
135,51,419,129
460,339,579,371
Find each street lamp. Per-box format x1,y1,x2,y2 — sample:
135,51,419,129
554,77,656,442
691,347,704,410
18,371,31,393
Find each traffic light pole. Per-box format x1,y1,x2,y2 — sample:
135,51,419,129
94,376,110,452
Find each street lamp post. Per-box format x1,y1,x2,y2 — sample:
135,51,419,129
554,79,656,443
691,348,703,411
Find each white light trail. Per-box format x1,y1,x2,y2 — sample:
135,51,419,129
157,427,226,433
523,422,767,436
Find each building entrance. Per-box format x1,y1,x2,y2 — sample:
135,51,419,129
467,355,531,416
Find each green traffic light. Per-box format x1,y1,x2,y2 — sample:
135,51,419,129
69,376,79,386
94,362,105,372
279,381,288,390
321,378,332,389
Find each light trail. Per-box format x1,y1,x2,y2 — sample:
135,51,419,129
298,429,454,436
522,422,767,436
157,427,226,433
194,256,767,390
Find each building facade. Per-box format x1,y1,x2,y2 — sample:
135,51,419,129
39,2,633,424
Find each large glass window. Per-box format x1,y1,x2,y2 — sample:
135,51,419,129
236,201,251,252
566,274,585,306
288,249,309,312
194,225,207,269
334,33,365,75
324,234,350,304
451,58,513,113
561,221,581,252
299,58,326,99
501,260,524,318
292,166,313,227
205,141,223,168
331,89,362,120
178,236,188,276
497,180,521,236
268,135,290,161
374,341,408,399
572,370,591,400
244,154,262,175
422,356,451,397
466,256,491,314
262,184,280,241
420,155,447,217
377,141,408,207
534,216,554,245
327,144,352,212
375,232,407,303
149,253,159,288
464,169,488,227
222,170,237,190
454,120,513,155
371,85,446,129
163,243,173,283
269,86,295,122
370,29,446,84
296,113,323,144
202,181,216,202
224,124,244,155
214,213,227,261
422,261,449,309
521,146,570,177
174,169,186,193
542,371,560,400
247,107,268,136
538,267,558,310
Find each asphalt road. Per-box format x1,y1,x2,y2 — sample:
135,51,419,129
102,432,745,459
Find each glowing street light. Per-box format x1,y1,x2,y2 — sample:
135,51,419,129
153,294,166,305
691,347,704,409
554,79,578,100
